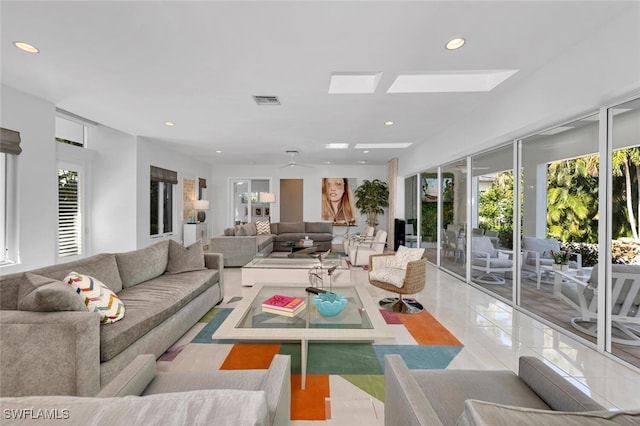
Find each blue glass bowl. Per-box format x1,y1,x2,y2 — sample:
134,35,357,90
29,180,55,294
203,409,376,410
313,292,347,317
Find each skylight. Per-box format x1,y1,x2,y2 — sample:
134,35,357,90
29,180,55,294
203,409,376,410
354,143,413,149
387,70,518,93
328,72,382,94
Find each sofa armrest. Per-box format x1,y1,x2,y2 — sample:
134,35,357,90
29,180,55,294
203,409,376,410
210,236,258,266
259,354,291,426
384,354,443,425
96,354,156,397
518,356,604,412
0,310,100,397
204,252,223,270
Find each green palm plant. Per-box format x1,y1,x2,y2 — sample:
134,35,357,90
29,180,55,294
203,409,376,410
354,179,389,228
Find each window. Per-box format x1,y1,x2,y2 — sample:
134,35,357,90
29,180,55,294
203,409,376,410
1,128,21,266
57,166,83,258
150,166,177,236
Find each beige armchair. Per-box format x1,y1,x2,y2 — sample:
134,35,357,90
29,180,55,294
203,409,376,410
348,230,387,266
368,248,426,313
342,225,374,254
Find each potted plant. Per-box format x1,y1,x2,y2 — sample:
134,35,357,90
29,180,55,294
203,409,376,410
549,249,570,271
354,179,389,228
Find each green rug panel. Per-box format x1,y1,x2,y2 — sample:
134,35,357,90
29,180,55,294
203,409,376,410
279,342,382,375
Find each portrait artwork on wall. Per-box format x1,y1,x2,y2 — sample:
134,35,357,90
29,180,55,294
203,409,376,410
321,177,357,225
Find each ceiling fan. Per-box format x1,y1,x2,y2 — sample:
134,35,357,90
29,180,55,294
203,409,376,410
280,150,313,168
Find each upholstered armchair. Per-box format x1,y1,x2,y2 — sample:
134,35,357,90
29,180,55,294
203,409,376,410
348,230,387,266
342,225,374,254
368,247,426,313
471,236,513,284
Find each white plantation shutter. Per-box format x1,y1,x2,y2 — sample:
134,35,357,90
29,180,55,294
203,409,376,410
58,168,82,257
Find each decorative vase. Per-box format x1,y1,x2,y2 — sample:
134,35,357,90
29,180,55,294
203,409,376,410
552,264,568,272
313,292,347,317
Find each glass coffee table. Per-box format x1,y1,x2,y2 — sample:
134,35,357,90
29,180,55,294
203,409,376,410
241,256,350,286
212,284,391,389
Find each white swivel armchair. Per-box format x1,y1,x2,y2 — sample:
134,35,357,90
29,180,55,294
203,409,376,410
342,225,374,254
348,230,388,266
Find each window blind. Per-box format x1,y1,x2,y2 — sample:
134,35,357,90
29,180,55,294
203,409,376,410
150,165,177,184
0,128,21,155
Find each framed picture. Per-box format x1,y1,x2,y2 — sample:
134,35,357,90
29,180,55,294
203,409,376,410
254,207,263,216
321,177,357,225
265,207,270,216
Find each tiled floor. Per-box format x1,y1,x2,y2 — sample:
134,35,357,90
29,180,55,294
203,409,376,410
208,260,640,424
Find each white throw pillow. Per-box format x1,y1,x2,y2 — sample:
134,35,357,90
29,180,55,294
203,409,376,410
391,246,425,269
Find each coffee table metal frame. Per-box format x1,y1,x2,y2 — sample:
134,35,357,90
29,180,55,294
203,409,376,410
241,256,350,287
212,283,392,389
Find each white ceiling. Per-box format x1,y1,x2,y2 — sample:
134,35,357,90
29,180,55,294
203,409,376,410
1,1,634,166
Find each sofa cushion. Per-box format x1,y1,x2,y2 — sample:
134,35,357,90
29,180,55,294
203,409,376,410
458,400,640,426
116,240,169,288
0,389,269,426
17,273,87,312
305,221,332,233
31,253,123,293
256,235,274,252
255,220,271,235
243,222,257,236
64,272,125,324
224,227,236,236
278,222,305,233
165,240,205,275
100,269,218,362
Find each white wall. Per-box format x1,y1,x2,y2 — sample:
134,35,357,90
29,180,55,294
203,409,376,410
398,8,640,177
1,85,57,273
90,125,138,253
136,137,213,248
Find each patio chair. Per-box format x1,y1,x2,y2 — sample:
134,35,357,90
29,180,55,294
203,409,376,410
368,247,426,313
444,229,464,263
471,236,513,284
522,236,582,289
559,263,640,346
348,229,387,266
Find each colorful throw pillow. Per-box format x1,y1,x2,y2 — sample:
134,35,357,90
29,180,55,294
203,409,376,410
255,220,271,235
165,239,206,274
64,272,125,324
18,272,87,312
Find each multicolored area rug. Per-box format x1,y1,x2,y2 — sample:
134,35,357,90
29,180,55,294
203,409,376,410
158,297,463,422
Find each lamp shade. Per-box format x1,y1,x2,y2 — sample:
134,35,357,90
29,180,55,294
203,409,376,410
193,199,209,210
259,192,276,203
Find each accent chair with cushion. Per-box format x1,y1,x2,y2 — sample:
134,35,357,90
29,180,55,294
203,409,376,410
348,229,388,266
368,246,426,313
471,236,513,285
383,354,633,426
342,225,374,254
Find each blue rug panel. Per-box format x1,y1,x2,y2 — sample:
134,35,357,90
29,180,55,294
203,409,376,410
373,345,462,370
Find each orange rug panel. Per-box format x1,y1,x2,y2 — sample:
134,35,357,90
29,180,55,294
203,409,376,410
400,310,462,346
290,374,330,421
220,343,281,370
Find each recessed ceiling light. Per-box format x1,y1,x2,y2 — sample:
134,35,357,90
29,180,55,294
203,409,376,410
164,121,175,127
325,143,349,149
384,121,395,126
445,38,465,50
354,143,413,149
215,150,222,154
14,41,39,54
363,150,369,154
359,160,367,164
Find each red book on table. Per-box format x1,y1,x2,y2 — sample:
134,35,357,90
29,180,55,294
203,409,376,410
261,294,305,312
